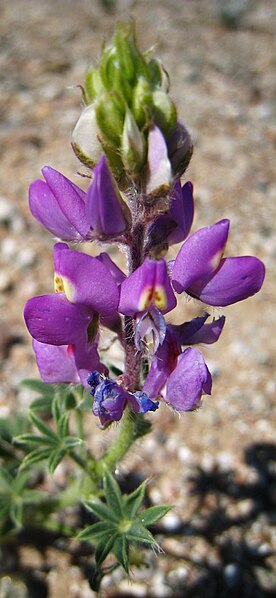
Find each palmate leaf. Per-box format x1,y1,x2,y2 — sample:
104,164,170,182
79,473,171,577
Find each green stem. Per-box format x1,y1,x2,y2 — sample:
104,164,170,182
95,408,137,476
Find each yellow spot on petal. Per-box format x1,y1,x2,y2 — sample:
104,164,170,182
138,287,154,311
54,275,64,293
154,286,167,310
54,273,76,302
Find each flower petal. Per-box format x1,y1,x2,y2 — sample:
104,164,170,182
189,256,265,306
24,293,91,345
165,347,212,411
73,338,107,386
146,125,172,196
32,340,80,384
29,180,81,241
42,166,90,238
143,331,179,398
96,252,126,285
86,155,128,235
167,180,194,245
170,314,225,345
167,119,193,177
118,258,176,316
128,392,159,414
172,219,230,293
54,243,119,315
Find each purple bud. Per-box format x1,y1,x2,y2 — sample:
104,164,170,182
146,180,194,250
29,167,90,241
167,119,193,177
86,155,130,237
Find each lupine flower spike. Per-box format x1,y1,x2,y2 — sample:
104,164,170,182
21,22,266,582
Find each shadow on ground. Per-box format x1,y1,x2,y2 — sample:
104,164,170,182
1,442,276,597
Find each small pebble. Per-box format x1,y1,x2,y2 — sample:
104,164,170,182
223,563,241,589
162,512,181,532
0,270,13,292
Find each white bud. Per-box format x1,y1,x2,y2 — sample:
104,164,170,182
146,125,172,196
71,104,102,168
121,110,145,176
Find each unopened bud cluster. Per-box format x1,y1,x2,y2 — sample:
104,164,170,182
72,22,192,189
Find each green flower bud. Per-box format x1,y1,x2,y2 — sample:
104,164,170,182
71,104,102,168
99,45,119,90
101,141,127,187
121,110,145,177
85,67,103,103
95,92,125,145
148,58,162,87
132,77,153,128
152,90,177,139
114,21,149,84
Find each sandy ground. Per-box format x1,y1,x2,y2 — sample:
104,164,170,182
0,0,275,596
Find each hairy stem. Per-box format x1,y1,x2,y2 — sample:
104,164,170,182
124,218,145,391
94,205,146,475
95,408,137,476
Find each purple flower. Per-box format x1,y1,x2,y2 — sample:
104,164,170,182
172,219,265,306
143,314,224,411
33,337,106,387
24,243,120,346
88,371,159,427
86,155,130,238
118,257,176,316
29,166,90,241
146,180,194,250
